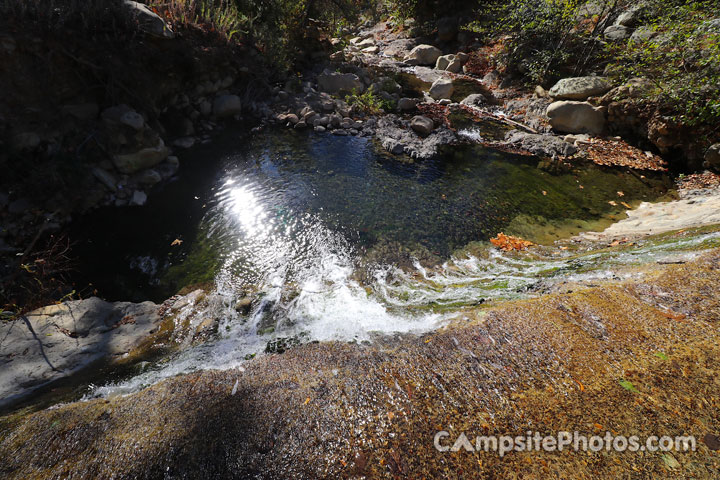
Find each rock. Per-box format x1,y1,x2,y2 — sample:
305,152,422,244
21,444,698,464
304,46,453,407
235,297,254,314
332,129,348,136
135,169,162,186
362,46,379,54
482,71,501,86
172,137,196,149
630,26,657,43
62,103,99,121
213,95,242,118
604,25,633,41
376,115,457,160
460,94,487,107
119,111,145,130
0,297,161,407
456,52,470,63
548,76,612,100
429,78,454,100
546,101,605,135
122,0,174,38
704,144,720,170
198,99,212,116
129,190,148,206
355,38,375,48
317,72,364,94
410,116,435,136
294,121,308,129
166,155,180,167
92,167,118,192
404,44,442,66
398,98,419,111
278,113,300,125
314,126,326,133
445,58,463,73
504,130,578,157
615,7,643,27
435,54,455,70
112,140,170,174
535,86,548,98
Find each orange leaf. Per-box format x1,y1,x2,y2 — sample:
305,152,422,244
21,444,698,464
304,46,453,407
490,233,534,251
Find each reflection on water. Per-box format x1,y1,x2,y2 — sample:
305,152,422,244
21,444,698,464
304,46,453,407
69,127,691,398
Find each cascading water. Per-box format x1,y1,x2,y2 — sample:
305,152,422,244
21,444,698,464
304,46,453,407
74,127,712,399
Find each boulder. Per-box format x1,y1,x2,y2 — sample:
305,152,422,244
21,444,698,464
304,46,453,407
317,72,364,94
398,98,419,111
704,144,720,170
112,140,170,174
129,190,148,206
0,297,161,407
404,44,443,66
429,78,454,100
615,7,644,27
604,25,633,41
120,111,145,130
548,76,612,100
504,130,578,157
410,116,435,136
546,101,605,135
435,54,455,70
122,0,174,38
460,94,487,107
213,95,242,118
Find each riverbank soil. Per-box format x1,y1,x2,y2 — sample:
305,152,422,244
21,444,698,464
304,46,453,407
2,250,719,478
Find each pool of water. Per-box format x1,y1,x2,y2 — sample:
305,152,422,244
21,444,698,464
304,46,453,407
71,126,671,303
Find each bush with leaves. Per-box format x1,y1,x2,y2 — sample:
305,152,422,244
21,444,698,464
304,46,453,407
604,0,720,128
345,85,393,114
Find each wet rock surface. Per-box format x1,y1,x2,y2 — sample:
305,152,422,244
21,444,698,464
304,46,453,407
376,115,457,159
0,298,161,408
2,251,720,478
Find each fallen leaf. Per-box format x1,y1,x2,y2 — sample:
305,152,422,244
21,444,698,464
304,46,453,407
171,239,183,246
619,379,639,393
579,185,584,189
608,200,617,206
490,233,534,251
617,191,625,197
542,190,547,196
620,201,632,209
304,397,311,405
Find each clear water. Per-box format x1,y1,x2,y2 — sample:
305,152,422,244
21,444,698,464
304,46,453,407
69,126,697,398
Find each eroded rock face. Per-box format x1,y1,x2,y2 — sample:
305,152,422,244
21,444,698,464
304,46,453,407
404,44,442,66
0,298,161,408
548,77,612,101
547,101,605,135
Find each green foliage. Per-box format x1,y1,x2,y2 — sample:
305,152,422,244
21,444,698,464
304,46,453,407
345,85,393,114
605,0,720,127
467,0,607,84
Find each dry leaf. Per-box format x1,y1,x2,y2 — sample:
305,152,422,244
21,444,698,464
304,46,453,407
620,201,632,209
490,233,534,251
171,239,183,246
617,191,625,197
608,200,617,206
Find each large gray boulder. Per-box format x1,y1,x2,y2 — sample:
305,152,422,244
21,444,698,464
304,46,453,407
429,78,454,100
604,25,633,40
548,76,612,100
317,72,364,94
404,44,443,66
546,101,605,135
410,116,435,136
0,298,161,407
123,0,174,38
